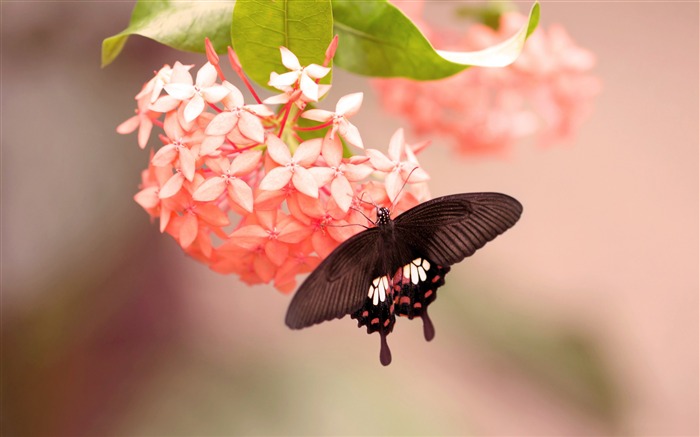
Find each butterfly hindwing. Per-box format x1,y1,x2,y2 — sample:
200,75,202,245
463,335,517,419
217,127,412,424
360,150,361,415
285,228,381,329
393,193,522,266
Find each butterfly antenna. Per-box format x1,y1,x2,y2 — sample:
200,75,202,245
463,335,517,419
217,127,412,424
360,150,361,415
349,205,374,226
389,166,421,214
324,221,369,230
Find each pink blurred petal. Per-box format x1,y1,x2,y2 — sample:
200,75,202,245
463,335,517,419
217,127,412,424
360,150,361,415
230,224,268,245
170,61,194,85
192,177,226,201
221,81,244,108
293,138,322,166
149,95,180,113
197,204,230,227
265,240,289,266
312,232,339,258
228,178,254,213
246,104,274,117
259,167,292,191
179,214,198,248
253,254,276,283
230,150,262,175
265,135,292,164
278,219,312,243
292,167,318,198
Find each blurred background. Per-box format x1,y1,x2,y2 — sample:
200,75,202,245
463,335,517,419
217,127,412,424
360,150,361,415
2,1,698,436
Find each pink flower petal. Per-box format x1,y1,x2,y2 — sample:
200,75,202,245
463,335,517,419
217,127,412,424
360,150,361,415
206,112,238,136
200,135,225,156
159,205,172,233
134,186,159,209
338,120,364,149
230,150,262,175
343,163,374,181
170,62,194,85
312,232,339,258
184,94,205,122
149,95,180,113
293,138,322,166
265,135,292,165
336,92,363,116
366,149,394,172
152,144,177,166
228,178,254,213
278,219,313,243
164,83,195,101
321,132,343,167
116,115,139,134
308,167,334,188
259,167,292,191
304,63,331,79
387,128,405,161
202,85,230,103
265,240,289,266
299,73,319,101
179,148,196,181
279,46,302,70
158,172,184,198
246,104,274,117
230,224,268,247
179,214,198,248
197,204,230,227
195,62,218,87
192,177,226,201
385,170,402,202
331,176,353,212
137,118,153,149
253,254,276,283
237,111,265,144
291,167,318,198
269,71,299,89
300,109,333,122
221,81,244,108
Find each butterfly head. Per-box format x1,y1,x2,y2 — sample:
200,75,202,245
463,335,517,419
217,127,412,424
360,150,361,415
375,206,391,227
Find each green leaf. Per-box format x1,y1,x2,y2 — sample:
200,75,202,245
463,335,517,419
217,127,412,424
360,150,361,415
332,1,540,79
101,0,234,68
231,0,334,89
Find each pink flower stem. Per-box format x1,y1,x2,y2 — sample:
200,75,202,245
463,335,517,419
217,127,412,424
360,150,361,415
207,102,223,113
152,119,164,129
228,47,262,105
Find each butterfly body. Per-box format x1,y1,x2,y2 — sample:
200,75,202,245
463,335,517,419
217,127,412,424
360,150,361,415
285,193,522,365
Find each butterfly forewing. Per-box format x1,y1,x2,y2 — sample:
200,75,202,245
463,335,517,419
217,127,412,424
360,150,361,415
394,193,522,266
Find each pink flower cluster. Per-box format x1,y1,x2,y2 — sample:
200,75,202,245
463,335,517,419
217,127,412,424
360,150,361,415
375,5,601,156
119,41,431,292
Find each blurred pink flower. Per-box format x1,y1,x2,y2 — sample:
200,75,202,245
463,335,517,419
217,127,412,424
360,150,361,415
374,7,601,155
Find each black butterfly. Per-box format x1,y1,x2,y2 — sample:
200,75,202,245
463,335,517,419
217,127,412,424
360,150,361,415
285,192,522,365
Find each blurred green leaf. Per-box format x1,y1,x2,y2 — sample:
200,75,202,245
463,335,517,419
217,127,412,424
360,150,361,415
442,283,620,422
332,1,539,79
231,0,334,89
101,0,234,67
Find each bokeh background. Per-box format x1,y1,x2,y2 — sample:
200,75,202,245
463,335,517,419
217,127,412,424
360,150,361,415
2,2,698,436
